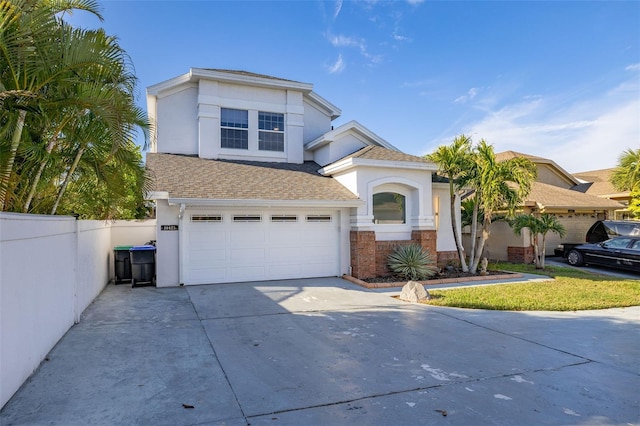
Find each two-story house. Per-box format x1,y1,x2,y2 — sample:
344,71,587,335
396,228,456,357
146,69,457,286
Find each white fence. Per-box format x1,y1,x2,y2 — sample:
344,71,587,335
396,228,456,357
0,212,156,409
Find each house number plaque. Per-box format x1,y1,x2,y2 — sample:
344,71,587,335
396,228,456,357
161,225,179,231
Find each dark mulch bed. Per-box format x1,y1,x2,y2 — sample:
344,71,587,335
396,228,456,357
362,269,509,283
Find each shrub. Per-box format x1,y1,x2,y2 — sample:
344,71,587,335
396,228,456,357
387,244,438,281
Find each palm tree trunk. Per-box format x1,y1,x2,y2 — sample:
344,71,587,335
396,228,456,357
51,146,85,215
540,233,547,269
0,109,27,210
469,194,479,268
23,137,58,213
471,217,490,273
450,190,469,272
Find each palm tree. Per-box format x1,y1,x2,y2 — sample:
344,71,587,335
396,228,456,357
468,141,537,273
511,213,566,269
0,0,111,209
1,1,150,217
427,135,474,272
611,148,640,219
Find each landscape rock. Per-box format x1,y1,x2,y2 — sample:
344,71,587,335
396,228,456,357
400,280,430,303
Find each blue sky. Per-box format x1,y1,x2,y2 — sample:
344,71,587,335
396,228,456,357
69,0,639,173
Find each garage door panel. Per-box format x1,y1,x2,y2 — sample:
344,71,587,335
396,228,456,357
268,246,301,261
302,229,335,244
231,230,266,245
185,210,338,284
189,231,226,249
268,230,302,245
190,249,227,267
231,266,265,280
269,264,302,277
302,262,335,277
231,248,265,262
190,267,227,283
300,247,335,263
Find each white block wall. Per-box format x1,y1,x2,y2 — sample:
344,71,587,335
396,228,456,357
0,213,156,409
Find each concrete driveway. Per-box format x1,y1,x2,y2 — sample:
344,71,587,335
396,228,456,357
2,277,639,425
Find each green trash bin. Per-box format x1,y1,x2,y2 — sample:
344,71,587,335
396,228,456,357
114,245,133,284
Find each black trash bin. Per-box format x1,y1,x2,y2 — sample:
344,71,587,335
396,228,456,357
114,245,133,284
129,245,156,287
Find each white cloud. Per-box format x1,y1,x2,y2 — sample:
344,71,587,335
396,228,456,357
454,87,479,104
328,34,363,49
326,33,382,65
327,54,346,74
625,63,640,71
407,0,425,4
392,31,410,42
333,0,343,21
459,77,640,172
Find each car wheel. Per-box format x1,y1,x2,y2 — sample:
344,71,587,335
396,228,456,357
567,250,584,266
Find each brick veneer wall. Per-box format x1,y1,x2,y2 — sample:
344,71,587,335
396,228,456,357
350,229,439,279
507,246,535,264
436,250,459,267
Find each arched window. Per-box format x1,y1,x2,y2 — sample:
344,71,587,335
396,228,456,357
373,192,406,224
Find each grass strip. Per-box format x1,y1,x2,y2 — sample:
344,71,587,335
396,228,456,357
422,262,640,311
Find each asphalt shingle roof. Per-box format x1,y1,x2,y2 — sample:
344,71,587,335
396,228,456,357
338,145,433,164
528,182,623,209
573,168,628,196
147,153,360,202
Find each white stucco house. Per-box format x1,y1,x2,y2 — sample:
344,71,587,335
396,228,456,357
146,69,458,287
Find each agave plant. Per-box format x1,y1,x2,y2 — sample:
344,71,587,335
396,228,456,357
387,244,438,281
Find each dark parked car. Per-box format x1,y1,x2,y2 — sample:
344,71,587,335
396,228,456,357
566,237,640,273
585,220,640,243
555,220,640,257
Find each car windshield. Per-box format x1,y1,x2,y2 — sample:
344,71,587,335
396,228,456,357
605,222,640,237
603,238,632,249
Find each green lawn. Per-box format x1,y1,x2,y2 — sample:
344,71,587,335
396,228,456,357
422,262,640,311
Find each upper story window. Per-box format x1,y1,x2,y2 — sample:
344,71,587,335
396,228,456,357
221,108,248,149
259,112,284,152
373,192,406,224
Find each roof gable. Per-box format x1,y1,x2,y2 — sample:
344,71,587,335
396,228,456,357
305,120,397,152
496,150,578,187
320,146,437,175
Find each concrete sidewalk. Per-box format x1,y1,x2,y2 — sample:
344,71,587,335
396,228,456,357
2,277,639,425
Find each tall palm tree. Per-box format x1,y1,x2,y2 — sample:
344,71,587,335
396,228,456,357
511,213,566,269
611,148,640,219
611,148,640,192
0,0,110,209
468,141,537,273
427,135,474,272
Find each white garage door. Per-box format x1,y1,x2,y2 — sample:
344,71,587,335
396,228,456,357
184,210,339,285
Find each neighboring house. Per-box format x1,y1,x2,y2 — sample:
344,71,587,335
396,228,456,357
146,69,457,286
573,169,633,220
475,151,624,262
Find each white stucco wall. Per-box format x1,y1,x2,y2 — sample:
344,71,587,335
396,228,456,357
156,86,198,155
432,184,457,252
0,214,157,409
313,134,368,167
155,201,180,287
0,214,76,410
303,99,333,149
76,221,112,320
333,166,435,238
